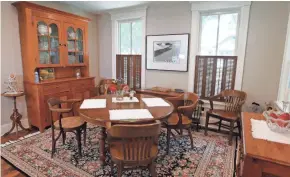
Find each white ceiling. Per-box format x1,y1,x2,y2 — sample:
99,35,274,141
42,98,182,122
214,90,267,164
62,1,149,14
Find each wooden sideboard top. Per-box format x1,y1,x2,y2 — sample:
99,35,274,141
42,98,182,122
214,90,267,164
135,89,182,97
24,76,95,85
242,112,290,167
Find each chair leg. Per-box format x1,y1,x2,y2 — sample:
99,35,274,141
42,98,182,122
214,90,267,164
149,162,157,177
117,162,123,177
237,120,241,138
196,122,199,132
62,131,66,145
51,128,56,158
228,121,234,146
218,120,222,131
166,127,171,155
188,128,194,149
204,112,210,136
110,161,114,176
83,123,87,146
76,129,82,156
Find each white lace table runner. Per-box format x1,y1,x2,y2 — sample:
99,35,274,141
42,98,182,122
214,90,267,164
80,99,106,109
142,98,170,107
109,109,153,120
112,97,139,103
251,119,290,145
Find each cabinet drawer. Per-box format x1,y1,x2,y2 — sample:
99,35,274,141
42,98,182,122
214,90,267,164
43,83,70,95
71,79,93,89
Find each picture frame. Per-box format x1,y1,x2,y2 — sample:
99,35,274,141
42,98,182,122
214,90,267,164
146,33,189,72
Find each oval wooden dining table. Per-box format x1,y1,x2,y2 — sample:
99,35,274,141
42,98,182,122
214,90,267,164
79,94,174,165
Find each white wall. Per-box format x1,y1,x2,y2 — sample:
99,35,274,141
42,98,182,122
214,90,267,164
98,1,290,106
98,13,112,79
242,2,289,105
145,2,191,90
1,1,99,128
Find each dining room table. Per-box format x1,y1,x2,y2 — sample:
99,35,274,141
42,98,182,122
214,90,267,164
79,94,174,165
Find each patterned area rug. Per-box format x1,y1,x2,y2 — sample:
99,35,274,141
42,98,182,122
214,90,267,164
1,124,236,177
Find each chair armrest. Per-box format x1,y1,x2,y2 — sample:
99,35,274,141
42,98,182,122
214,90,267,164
61,99,82,103
209,93,223,110
49,107,72,113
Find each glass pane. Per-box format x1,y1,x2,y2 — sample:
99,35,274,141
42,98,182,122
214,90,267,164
50,37,59,50
132,21,142,54
68,52,76,64
76,52,84,63
38,36,48,50
76,29,83,40
200,15,218,55
37,21,48,35
39,51,49,64
49,24,58,37
67,27,75,40
67,41,75,51
77,41,83,51
217,13,238,56
119,22,131,54
50,51,59,64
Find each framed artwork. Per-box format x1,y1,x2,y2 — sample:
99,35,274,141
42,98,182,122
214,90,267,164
146,34,189,72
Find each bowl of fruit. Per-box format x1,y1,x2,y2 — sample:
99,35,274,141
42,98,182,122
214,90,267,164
263,110,290,133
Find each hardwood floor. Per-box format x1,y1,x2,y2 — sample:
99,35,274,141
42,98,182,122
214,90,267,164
1,130,37,177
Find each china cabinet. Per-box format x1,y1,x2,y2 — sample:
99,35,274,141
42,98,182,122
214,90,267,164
13,2,95,132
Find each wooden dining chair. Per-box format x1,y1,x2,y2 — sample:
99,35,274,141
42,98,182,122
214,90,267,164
204,89,247,145
96,78,116,95
107,121,161,177
164,92,199,154
47,98,87,158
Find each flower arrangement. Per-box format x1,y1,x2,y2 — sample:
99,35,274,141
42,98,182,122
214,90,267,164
111,78,130,100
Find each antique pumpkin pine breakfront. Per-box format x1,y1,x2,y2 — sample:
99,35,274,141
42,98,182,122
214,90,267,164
13,2,95,132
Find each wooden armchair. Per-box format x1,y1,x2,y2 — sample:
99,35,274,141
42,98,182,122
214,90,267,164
95,78,116,95
47,98,87,158
204,89,247,145
164,92,199,154
107,121,161,177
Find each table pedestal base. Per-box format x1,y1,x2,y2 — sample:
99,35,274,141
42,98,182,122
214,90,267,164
4,108,30,137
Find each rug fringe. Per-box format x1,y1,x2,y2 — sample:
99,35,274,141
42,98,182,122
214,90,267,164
1,132,40,147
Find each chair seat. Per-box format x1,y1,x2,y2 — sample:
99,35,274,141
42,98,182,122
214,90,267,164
165,113,192,125
110,142,158,161
54,116,85,129
207,109,239,120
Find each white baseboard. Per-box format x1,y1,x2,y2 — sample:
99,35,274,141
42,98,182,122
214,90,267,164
1,118,29,136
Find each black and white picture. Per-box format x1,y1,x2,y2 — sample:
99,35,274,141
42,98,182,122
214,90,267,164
146,34,189,72
153,41,181,64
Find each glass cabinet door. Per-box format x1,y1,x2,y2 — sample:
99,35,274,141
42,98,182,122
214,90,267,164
36,19,60,65
66,25,85,65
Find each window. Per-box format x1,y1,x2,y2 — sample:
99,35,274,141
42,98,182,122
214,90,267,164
119,20,142,54
195,11,239,99
117,20,142,88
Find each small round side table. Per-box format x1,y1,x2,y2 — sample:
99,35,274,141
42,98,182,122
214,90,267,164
2,92,30,136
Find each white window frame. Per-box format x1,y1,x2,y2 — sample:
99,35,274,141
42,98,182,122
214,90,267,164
278,11,290,102
110,6,147,88
188,1,251,92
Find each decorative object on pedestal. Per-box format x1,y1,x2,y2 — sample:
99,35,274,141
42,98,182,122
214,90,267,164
1,92,30,136
146,34,189,71
4,73,19,93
